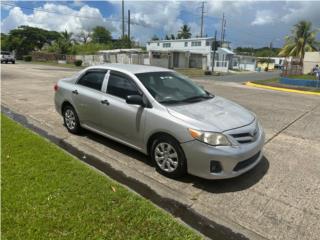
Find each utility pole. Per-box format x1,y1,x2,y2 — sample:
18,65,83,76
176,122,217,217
222,18,226,43
220,13,224,44
128,9,130,40
122,0,125,38
211,30,217,73
200,1,205,37
267,41,272,71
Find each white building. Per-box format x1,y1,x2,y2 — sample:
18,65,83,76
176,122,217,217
231,55,257,72
146,37,234,72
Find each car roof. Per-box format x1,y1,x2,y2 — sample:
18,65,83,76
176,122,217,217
88,63,173,74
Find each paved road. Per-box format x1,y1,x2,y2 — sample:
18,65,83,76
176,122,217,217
194,70,281,82
2,63,320,240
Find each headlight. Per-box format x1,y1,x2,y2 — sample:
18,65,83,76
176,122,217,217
188,128,231,146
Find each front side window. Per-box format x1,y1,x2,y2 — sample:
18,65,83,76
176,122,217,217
135,71,212,104
77,71,106,91
107,71,140,99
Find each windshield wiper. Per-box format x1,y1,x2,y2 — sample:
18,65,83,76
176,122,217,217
158,99,183,104
182,94,213,102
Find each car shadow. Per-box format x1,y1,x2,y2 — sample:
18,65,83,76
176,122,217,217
80,128,154,167
78,127,269,193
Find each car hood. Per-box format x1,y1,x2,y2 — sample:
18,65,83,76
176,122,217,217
166,96,255,132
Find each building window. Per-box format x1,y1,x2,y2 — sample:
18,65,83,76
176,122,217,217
163,43,171,48
191,41,201,47
184,42,188,47
152,52,161,59
206,41,210,46
157,42,159,46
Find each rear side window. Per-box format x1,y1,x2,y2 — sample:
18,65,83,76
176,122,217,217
77,71,106,91
107,71,140,99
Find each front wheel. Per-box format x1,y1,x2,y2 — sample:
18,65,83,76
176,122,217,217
151,135,187,178
63,105,81,134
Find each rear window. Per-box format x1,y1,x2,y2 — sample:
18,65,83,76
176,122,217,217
1,51,10,55
77,70,106,91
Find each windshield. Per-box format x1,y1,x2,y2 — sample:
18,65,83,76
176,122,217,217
135,71,213,104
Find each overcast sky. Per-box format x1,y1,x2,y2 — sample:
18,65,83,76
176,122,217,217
1,0,320,48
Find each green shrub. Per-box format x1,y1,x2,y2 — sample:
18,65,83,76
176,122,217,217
74,60,82,67
23,55,32,62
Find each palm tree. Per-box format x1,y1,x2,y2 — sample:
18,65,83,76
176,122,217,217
279,20,319,64
57,30,74,54
177,24,192,39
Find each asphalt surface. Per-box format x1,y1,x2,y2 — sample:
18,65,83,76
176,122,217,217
2,63,320,240
194,70,281,82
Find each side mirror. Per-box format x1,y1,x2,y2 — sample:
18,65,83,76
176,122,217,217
126,95,145,106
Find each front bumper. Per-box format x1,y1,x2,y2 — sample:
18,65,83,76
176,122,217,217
181,125,265,180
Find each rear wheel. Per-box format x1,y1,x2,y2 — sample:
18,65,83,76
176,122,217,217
63,105,81,134
151,135,187,178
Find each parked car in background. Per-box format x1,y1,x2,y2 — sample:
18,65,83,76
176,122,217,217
54,64,265,180
1,51,15,64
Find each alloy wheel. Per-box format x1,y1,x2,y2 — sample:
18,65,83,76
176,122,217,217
154,142,179,172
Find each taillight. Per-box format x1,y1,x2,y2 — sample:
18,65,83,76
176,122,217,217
54,83,58,91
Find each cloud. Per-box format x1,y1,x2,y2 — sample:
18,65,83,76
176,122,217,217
251,10,276,25
1,3,116,34
110,1,185,41
281,1,320,25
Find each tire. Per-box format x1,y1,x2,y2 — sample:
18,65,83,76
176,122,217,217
151,135,187,178
12,61,15,64
63,105,81,134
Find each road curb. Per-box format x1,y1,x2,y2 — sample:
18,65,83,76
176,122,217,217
245,82,320,96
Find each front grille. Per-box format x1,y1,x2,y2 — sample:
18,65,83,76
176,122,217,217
233,151,260,171
230,127,258,144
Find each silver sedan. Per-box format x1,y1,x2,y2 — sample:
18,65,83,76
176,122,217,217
54,64,265,179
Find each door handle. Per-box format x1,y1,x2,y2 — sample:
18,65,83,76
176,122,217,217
72,90,78,95
101,99,110,105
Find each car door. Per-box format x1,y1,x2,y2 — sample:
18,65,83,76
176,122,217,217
99,70,146,149
71,69,108,130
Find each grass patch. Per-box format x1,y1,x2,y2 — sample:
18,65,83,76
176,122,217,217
175,68,206,77
21,60,85,69
1,115,201,240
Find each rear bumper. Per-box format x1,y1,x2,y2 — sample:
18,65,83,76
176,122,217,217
181,126,265,180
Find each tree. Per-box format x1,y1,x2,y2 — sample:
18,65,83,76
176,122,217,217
5,25,61,58
55,30,74,54
279,20,319,64
77,31,91,44
91,26,112,44
177,24,192,39
1,33,10,51
165,34,170,40
151,35,159,41
170,34,175,40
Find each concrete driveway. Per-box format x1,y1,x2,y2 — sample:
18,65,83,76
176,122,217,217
2,63,320,240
